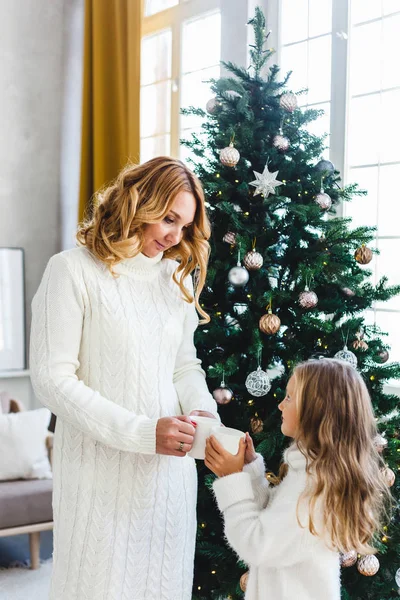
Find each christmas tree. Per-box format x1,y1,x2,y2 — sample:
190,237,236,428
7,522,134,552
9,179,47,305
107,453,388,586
181,8,400,600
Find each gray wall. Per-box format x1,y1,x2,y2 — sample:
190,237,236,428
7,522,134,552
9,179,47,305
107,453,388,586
0,0,67,362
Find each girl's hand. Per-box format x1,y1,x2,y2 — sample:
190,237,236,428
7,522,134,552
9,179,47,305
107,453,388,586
244,432,257,465
205,435,246,477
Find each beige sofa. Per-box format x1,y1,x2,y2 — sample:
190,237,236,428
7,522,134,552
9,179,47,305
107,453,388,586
0,394,53,569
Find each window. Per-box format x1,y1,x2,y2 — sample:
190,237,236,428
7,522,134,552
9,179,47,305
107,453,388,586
345,3,400,363
279,0,332,151
141,0,221,164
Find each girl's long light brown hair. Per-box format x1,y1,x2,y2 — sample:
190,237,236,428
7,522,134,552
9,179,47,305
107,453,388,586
77,157,211,322
292,359,391,554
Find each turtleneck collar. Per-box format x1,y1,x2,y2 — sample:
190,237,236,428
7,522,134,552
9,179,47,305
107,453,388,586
114,251,164,279
283,444,308,471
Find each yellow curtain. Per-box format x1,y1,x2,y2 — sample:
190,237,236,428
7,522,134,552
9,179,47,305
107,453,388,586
78,0,141,222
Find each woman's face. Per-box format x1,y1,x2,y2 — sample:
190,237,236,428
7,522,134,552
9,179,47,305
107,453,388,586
278,375,299,438
141,191,197,258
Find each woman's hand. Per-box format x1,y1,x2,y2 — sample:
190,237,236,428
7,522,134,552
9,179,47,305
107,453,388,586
244,432,257,465
156,416,196,457
205,435,246,477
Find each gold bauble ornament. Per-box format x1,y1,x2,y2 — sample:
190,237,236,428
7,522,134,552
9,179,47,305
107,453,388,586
243,249,263,270
352,339,368,351
382,467,395,487
259,310,281,334
355,245,373,265
340,550,358,568
219,142,240,167
223,231,237,246
357,554,380,576
240,571,249,592
250,417,263,434
279,92,298,112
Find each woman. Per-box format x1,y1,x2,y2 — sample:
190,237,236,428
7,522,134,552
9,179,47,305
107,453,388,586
30,157,219,600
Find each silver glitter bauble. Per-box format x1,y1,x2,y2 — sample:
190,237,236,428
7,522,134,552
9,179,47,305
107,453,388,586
212,384,233,405
395,568,400,588
299,288,318,309
279,92,298,112
206,97,219,114
357,555,380,576
315,159,335,174
340,551,358,568
245,366,271,397
220,143,240,167
315,192,332,210
223,231,237,246
228,265,249,287
243,249,263,270
334,345,358,368
273,134,290,151
373,433,388,452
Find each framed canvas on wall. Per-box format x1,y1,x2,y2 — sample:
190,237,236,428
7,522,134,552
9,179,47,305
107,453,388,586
0,248,25,371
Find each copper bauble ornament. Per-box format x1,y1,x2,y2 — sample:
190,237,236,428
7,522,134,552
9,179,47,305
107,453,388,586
373,433,388,452
299,288,318,309
355,245,373,265
315,191,332,210
243,249,263,270
357,555,380,576
273,134,290,151
219,142,240,167
340,550,358,568
223,231,237,246
250,417,263,434
382,467,395,487
279,92,298,112
212,384,233,405
240,571,249,592
259,310,281,334
352,332,368,351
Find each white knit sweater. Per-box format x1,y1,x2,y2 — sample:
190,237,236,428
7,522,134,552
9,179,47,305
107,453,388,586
30,247,219,600
213,447,340,600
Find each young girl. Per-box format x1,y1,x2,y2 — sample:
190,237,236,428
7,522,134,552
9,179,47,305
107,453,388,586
205,358,390,600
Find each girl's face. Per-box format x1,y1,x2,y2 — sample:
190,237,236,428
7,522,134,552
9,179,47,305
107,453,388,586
278,375,299,438
141,191,196,258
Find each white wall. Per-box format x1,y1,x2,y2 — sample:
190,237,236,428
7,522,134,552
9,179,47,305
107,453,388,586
0,0,64,353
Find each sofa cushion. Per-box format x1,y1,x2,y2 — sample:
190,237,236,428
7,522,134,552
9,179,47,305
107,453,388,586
0,408,52,481
0,479,53,529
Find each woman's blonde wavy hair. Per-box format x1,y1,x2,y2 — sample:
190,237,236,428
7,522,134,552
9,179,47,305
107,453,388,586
289,358,391,554
76,156,211,323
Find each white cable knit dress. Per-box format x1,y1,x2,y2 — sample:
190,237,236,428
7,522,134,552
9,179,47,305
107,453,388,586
30,247,219,600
